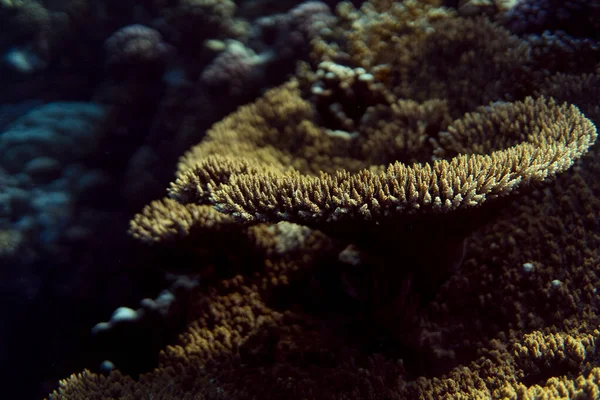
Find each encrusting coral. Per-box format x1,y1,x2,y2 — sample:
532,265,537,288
49,0,600,399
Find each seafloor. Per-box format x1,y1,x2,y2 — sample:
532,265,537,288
1,0,600,399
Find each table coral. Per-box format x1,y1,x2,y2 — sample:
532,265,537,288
130,198,237,244
48,0,600,399
168,85,593,227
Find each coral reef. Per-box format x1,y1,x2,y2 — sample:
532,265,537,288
104,24,172,66
252,0,337,59
499,0,600,37
1,2,367,399
46,0,600,399
161,0,242,46
0,102,114,259
168,88,592,225
200,40,270,96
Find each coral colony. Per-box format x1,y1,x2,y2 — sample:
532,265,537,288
0,1,599,399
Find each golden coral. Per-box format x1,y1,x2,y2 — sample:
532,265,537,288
129,198,237,243
514,330,596,370
129,77,596,355
536,71,600,126
48,0,600,399
497,367,600,400
167,82,595,234
316,3,532,116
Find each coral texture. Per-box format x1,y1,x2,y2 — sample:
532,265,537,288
168,85,593,228
200,40,268,96
104,24,171,65
48,0,600,399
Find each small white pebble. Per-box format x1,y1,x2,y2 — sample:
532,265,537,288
326,129,359,139
111,307,138,322
551,279,562,288
522,262,535,272
3,47,45,74
204,39,226,52
338,245,362,266
311,85,324,94
99,360,115,372
91,322,110,335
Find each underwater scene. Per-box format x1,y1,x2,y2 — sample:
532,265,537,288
1,0,600,399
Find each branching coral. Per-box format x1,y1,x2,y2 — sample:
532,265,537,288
314,7,534,115
48,0,600,399
168,85,594,230
130,198,237,244
156,78,595,324
145,73,595,355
